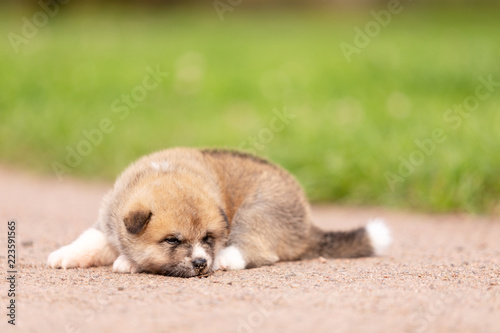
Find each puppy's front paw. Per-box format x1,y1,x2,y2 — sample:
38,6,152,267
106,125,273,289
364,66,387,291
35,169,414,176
112,255,137,274
48,245,93,269
213,246,246,271
47,228,117,269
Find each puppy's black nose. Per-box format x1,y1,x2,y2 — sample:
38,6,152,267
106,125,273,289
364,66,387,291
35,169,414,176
192,258,207,270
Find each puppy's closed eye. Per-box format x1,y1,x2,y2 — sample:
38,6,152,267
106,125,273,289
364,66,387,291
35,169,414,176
202,233,214,244
163,237,181,245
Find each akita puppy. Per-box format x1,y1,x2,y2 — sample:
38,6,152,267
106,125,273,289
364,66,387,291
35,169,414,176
48,148,391,277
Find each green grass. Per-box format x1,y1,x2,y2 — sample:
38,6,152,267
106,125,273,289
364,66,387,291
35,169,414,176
1,6,499,214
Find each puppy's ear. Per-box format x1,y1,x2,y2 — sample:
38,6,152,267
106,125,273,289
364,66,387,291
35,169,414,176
124,208,152,234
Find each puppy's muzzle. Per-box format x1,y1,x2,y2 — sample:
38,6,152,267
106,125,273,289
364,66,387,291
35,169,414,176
192,258,207,273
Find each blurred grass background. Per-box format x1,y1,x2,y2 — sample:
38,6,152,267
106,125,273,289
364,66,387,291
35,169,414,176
1,2,499,214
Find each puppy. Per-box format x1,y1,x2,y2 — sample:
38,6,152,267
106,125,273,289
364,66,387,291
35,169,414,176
48,148,391,277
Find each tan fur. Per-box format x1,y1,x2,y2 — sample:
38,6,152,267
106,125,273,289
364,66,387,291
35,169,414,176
48,147,389,277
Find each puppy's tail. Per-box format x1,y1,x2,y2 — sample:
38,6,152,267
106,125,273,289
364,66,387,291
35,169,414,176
305,218,392,258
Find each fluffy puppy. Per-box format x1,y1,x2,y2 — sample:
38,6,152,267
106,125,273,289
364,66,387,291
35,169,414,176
48,148,391,277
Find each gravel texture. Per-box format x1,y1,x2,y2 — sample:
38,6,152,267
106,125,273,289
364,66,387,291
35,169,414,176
0,167,499,333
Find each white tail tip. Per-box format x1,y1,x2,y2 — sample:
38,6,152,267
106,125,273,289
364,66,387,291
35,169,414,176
366,218,392,255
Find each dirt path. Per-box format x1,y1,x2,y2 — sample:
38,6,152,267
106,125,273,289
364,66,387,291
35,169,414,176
1,167,499,333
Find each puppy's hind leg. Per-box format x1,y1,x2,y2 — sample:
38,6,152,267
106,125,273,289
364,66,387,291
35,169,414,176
213,239,280,271
212,209,281,271
48,228,118,269
213,245,249,271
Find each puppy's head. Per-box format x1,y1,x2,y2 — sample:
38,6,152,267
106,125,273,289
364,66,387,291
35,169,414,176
117,174,229,277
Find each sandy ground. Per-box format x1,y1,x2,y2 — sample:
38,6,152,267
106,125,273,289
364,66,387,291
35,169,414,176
0,166,499,333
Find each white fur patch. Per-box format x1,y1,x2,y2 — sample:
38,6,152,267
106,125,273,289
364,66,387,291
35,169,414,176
213,245,246,271
151,161,171,172
366,218,392,255
192,244,207,259
112,255,137,274
47,228,117,269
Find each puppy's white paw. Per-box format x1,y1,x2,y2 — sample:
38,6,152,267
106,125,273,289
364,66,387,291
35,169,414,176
113,255,137,274
213,246,246,271
47,228,117,269
48,244,90,269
